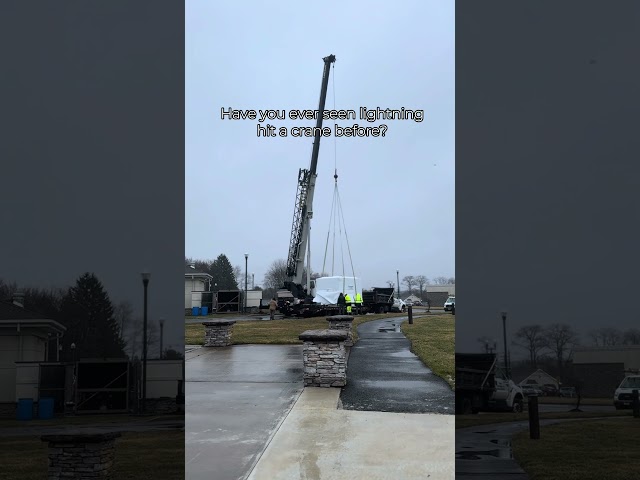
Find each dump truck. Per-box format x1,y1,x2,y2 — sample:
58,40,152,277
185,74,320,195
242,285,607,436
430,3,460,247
361,287,395,313
455,353,524,414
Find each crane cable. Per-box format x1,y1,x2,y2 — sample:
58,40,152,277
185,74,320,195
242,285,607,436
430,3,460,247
320,63,358,294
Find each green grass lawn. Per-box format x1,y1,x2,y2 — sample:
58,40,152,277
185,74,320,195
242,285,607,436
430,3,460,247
537,396,611,406
401,315,455,389
455,409,631,429
513,417,640,479
185,313,408,346
0,413,183,429
0,430,184,480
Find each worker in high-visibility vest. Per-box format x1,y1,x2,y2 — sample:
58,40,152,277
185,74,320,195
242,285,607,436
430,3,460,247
344,293,353,314
355,292,363,315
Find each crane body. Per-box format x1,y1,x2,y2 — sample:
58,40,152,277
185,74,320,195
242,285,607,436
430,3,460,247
282,54,336,302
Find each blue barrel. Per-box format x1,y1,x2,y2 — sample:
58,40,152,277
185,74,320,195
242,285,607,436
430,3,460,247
201,306,209,316
17,398,33,421
38,397,55,420
192,307,200,316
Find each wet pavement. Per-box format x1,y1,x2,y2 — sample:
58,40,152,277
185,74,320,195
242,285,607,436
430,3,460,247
456,421,533,479
339,317,454,414
185,345,303,480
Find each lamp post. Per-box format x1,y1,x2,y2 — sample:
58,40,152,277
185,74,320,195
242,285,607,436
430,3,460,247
70,342,77,408
244,253,249,313
141,270,150,414
252,272,255,290
159,318,165,360
501,310,509,375
396,270,400,299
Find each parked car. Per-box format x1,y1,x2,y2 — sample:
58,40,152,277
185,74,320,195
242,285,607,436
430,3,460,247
521,385,540,396
522,384,544,396
405,299,414,307
614,375,640,410
559,386,577,398
413,300,423,306
541,384,559,396
444,296,455,312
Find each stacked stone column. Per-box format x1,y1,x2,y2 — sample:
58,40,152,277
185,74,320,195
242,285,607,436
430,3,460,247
41,432,121,479
325,315,354,346
202,319,236,347
299,329,348,387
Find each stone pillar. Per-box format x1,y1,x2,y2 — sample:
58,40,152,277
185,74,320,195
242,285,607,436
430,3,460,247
299,329,348,387
41,432,121,479
202,320,237,347
325,315,354,346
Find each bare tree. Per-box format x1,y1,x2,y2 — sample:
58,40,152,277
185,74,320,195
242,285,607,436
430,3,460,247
589,327,623,346
543,324,579,372
623,328,640,345
113,300,134,344
386,280,395,289
432,276,450,285
512,325,547,368
447,277,455,284
263,259,289,291
233,265,243,290
402,276,416,295
124,316,160,360
415,275,428,298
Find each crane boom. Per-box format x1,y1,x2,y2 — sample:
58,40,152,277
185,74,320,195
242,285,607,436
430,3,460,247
285,54,336,296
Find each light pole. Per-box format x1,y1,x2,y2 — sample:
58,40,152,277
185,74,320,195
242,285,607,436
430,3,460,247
159,318,165,360
70,342,77,409
501,311,509,375
396,270,400,299
244,253,249,313
141,270,150,414
252,272,255,290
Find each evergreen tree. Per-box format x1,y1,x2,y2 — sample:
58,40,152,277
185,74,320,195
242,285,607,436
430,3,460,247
59,273,126,360
210,254,238,290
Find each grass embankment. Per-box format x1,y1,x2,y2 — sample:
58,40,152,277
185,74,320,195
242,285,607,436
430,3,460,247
401,315,455,389
0,430,184,480
184,313,408,346
513,417,640,479
455,409,631,429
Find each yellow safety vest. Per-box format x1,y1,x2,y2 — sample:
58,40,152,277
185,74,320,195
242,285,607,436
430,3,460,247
355,293,363,305
344,295,352,304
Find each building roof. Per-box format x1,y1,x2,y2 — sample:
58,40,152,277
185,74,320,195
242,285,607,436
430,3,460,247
0,300,50,321
0,301,66,335
185,265,213,278
516,368,558,385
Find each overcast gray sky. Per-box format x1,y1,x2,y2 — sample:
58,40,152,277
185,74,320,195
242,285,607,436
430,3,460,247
186,0,454,290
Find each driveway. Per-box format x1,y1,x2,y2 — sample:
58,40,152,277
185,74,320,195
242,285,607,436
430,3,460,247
185,345,303,480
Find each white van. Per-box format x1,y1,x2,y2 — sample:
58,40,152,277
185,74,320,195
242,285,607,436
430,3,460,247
613,375,640,409
444,296,455,312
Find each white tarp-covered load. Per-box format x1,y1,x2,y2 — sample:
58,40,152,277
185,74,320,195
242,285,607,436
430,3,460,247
313,276,362,305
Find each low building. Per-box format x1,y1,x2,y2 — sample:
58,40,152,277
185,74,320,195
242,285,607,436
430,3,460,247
185,264,213,312
517,369,559,389
571,345,640,397
0,294,67,417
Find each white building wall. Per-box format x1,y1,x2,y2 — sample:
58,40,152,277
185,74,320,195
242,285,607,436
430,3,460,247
573,346,640,370
185,277,207,309
146,360,183,398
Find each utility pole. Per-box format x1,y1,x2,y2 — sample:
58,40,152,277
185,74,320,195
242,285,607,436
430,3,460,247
501,311,509,375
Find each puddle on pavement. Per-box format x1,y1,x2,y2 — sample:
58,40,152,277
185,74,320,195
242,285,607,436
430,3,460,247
457,436,513,460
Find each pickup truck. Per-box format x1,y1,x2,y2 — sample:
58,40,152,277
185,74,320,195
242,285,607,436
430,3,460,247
456,353,524,414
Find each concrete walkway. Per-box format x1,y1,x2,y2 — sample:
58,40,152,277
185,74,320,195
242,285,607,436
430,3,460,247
340,317,454,414
186,344,304,480
248,388,454,480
